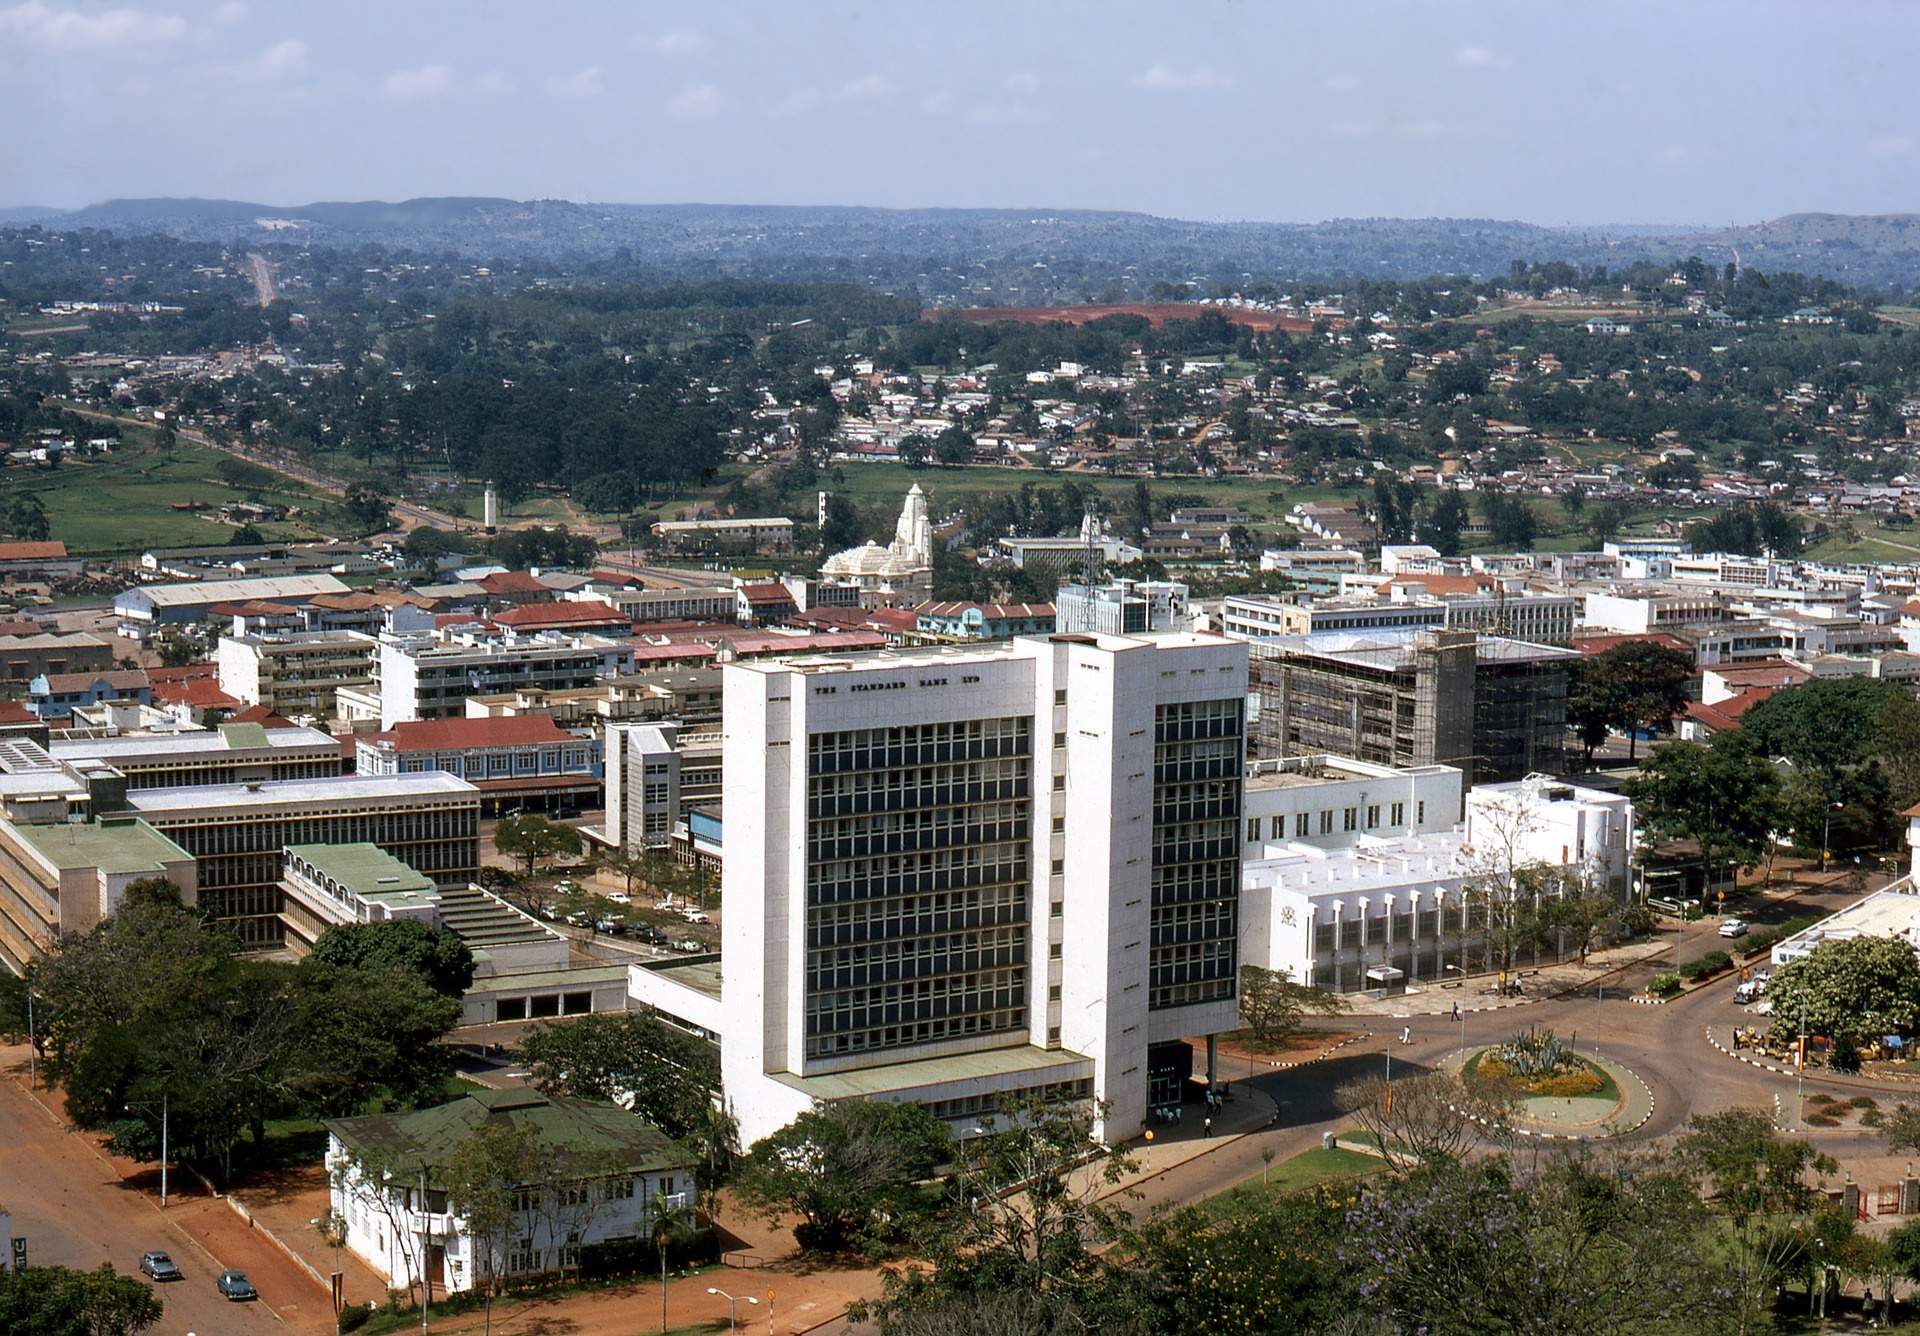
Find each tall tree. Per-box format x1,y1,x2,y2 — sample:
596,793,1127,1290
515,1011,719,1140
306,919,475,998
1238,964,1347,1048
733,1098,950,1253
1626,735,1781,890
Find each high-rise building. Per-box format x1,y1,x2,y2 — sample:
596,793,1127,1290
718,630,1247,1145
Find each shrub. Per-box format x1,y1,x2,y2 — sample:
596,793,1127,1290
1678,950,1733,981
1864,1109,1886,1127
340,1304,373,1334
1851,1095,1880,1110
1831,1033,1862,1073
1806,1113,1840,1127
1649,973,1682,997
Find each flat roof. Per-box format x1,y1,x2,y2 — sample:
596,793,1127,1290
127,575,350,608
639,958,722,1001
13,816,192,873
770,1043,1093,1101
52,724,337,762
285,842,435,900
1243,628,1577,668
1772,889,1920,964
127,771,477,813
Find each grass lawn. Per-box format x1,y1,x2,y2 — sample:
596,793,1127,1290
1223,1145,1381,1200
10,438,341,555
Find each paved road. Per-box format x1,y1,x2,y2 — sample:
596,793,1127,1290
0,1056,333,1334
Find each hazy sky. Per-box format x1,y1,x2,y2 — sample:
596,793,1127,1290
5,0,1915,225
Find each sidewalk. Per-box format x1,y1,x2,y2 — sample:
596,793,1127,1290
1336,935,1682,1018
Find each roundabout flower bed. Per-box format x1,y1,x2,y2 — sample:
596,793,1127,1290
1464,1026,1611,1100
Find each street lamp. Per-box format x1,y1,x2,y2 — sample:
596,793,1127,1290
708,1285,759,1334
120,1091,169,1208
1822,801,1844,875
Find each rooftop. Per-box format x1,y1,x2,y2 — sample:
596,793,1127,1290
770,1043,1093,1102
285,842,437,909
362,715,578,752
51,723,337,762
326,1088,689,1175
12,815,192,875
127,771,477,814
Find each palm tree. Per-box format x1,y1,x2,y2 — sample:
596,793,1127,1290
684,1102,740,1223
645,1189,693,1335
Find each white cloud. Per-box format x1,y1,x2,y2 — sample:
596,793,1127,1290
0,2,188,50
254,38,305,77
1455,46,1509,69
1131,64,1231,92
635,29,707,55
473,71,512,97
211,1,244,25
546,66,602,99
1005,70,1038,93
669,83,723,119
1867,136,1912,157
773,88,819,117
383,63,453,100
835,74,893,102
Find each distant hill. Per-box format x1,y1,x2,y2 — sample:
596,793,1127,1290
3,197,1915,292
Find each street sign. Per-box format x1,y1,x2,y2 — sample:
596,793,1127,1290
11,1238,24,1269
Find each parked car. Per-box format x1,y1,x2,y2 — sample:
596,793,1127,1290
216,1271,257,1301
1718,918,1749,938
1735,978,1765,1004
138,1251,181,1282
682,909,711,924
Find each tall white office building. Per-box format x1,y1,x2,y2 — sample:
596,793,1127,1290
721,631,1248,1145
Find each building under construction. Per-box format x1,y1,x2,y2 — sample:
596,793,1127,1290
1244,629,1575,788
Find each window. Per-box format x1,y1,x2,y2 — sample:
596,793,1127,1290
1050,859,1063,876
1049,943,1062,958
1050,901,1063,918
1052,774,1065,791
1053,732,1066,750
1366,805,1380,829
1319,810,1334,835
496,998,527,1022
1246,818,1262,842
1047,1026,1062,1046
1343,808,1357,832
1051,816,1065,833
1048,984,1062,1000
1295,812,1310,838
1417,800,1426,824
563,991,592,1015
1054,689,1067,705
1391,801,1405,826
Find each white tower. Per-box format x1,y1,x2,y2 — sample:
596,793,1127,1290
483,481,498,534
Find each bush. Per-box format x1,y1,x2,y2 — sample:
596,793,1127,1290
340,1303,373,1334
578,1226,719,1279
1677,950,1733,981
1649,973,1682,997
1851,1095,1880,1110
1831,1033,1862,1073
1806,1113,1840,1127
1864,1109,1886,1127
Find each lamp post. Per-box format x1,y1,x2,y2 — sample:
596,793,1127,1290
1822,802,1844,875
312,1211,347,1334
121,1092,168,1208
708,1285,759,1335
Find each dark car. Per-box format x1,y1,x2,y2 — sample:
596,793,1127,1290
138,1251,181,1281
216,1270,257,1301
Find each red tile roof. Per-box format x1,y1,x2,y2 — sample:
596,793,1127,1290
151,677,242,711
737,583,797,606
1572,632,1696,659
363,715,579,752
492,600,628,628
0,541,68,561
478,571,548,595
0,699,38,724
228,704,300,727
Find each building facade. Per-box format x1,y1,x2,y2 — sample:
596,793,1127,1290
718,631,1248,1146
218,631,379,718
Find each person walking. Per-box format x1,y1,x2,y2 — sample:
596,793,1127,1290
1450,1001,1460,1022
1203,1116,1212,1138
1401,1025,1412,1045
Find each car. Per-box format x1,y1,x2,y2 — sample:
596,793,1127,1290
1719,918,1749,938
682,909,711,924
138,1251,181,1282
216,1270,257,1301
1734,979,1765,1004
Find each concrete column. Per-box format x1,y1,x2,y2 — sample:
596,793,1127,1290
1206,1033,1219,1093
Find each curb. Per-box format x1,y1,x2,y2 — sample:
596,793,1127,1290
1704,1027,1799,1077
1446,1052,1656,1142
1264,1031,1372,1070
1630,994,1670,1006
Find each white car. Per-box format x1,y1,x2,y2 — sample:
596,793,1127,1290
1718,918,1749,938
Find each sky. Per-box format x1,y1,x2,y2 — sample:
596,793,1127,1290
4,0,1916,226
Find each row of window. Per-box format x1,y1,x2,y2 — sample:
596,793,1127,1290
808,718,1031,775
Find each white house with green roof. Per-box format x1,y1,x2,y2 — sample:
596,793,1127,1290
324,1088,697,1294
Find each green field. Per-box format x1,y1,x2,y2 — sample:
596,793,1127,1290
12,438,340,556
1222,1144,1382,1199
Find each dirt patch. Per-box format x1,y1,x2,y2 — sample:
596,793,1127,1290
1212,1030,1364,1067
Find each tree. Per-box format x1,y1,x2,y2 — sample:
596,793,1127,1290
444,1121,547,1302
493,814,582,874
899,433,932,470
1591,640,1694,760
1334,1069,1512,1168
1625,735,1780,889
1238,964,1346,1048
1424,489,1470,556
0,1263,164,1336
515,1011,719,1139
733,1098,951,1253
1741,675,1913,776
1564,657,1616,766
306,919,475,997
1675,1107,1838,1336
644,1186,695,1334
933,425,976,466
1479,489,1537,551
1763,934,1920,1048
